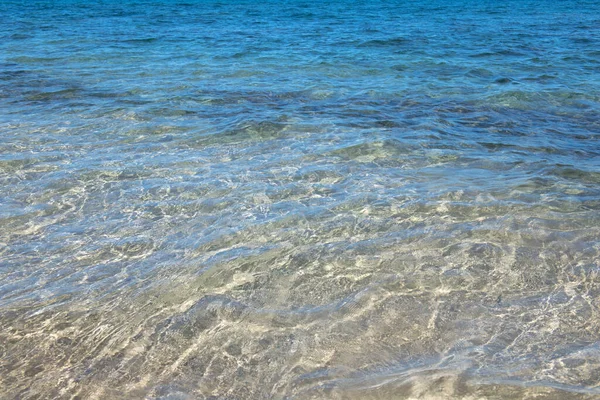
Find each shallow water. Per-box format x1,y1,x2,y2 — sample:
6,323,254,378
1,0,600,398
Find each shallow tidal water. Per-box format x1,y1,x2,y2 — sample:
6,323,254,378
1,0,600,398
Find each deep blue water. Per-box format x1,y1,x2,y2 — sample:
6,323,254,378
1,1,600,398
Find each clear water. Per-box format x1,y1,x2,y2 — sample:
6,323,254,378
1,0,600,398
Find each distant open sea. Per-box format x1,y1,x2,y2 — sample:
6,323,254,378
1,0,599,398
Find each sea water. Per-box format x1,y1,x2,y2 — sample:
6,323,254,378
1,0,599,398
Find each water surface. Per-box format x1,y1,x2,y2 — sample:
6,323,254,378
1,0,600,398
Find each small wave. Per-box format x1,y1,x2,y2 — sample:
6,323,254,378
121,37,160,44
358,37,408,48
469,49,526,58
544,165,600,184
220,119,289,141
328,139,417,164
8,56,64,63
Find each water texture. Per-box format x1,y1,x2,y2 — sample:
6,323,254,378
1,0,600,398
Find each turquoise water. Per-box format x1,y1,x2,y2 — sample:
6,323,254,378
1,0,600,398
